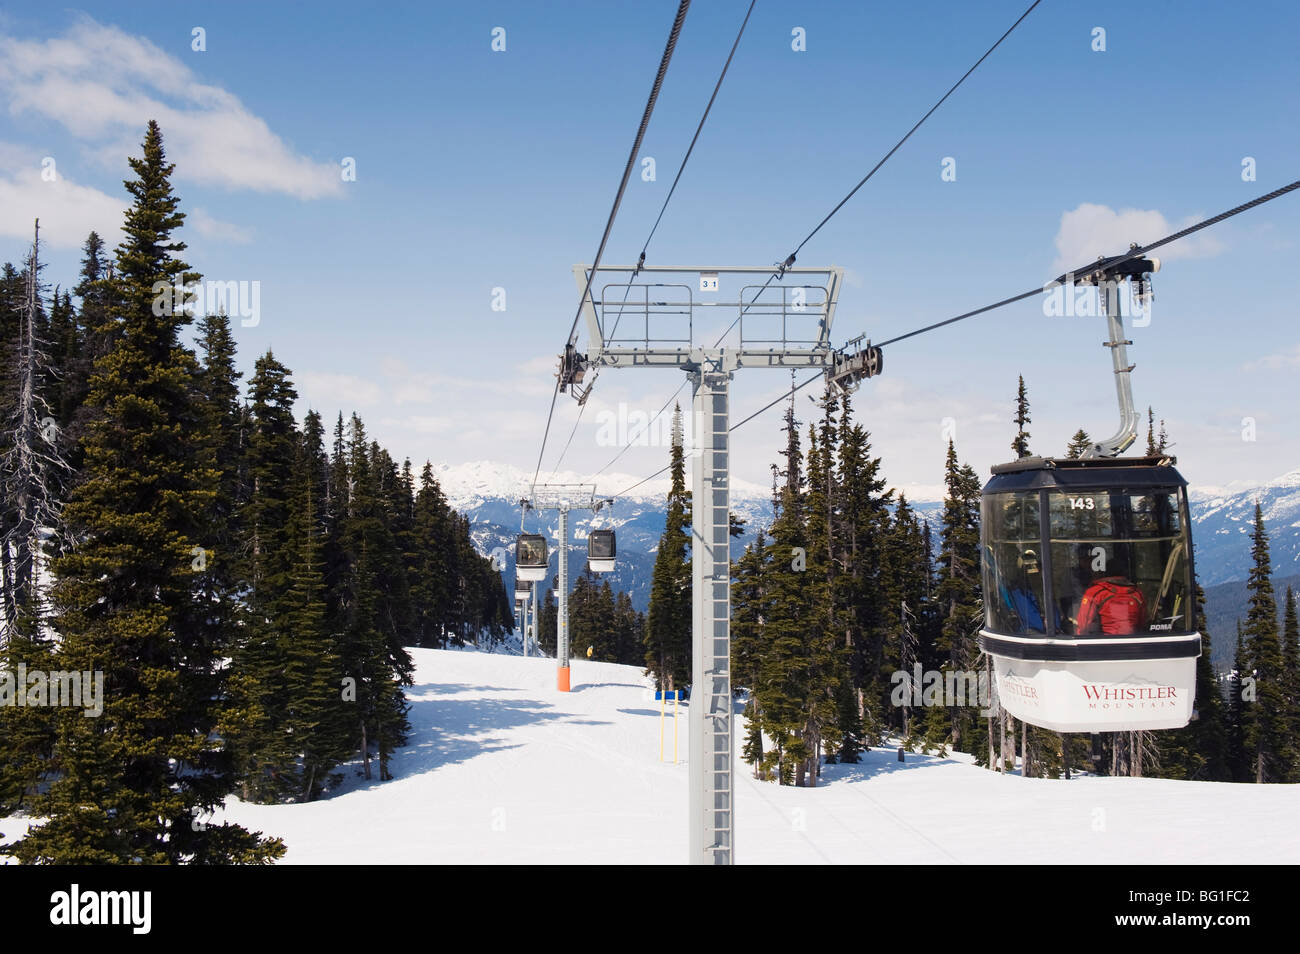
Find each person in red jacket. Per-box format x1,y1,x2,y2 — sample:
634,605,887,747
1075,560,1148,635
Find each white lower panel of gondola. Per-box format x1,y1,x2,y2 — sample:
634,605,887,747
987,652,1197,732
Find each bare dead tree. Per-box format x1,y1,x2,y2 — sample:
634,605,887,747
0,220,71,646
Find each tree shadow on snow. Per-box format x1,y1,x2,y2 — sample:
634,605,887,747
817,744,953,784
325,689,609,797
405,682,526,696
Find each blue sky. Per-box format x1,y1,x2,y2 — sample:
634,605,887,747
2,0,1297,500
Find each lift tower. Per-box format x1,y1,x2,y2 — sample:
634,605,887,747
521,485,612,691
559,264,879,864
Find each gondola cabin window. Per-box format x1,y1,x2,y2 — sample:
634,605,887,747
1045,488,1191,637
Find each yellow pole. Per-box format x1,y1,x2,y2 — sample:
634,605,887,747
659,691,665,762
673,691,679,764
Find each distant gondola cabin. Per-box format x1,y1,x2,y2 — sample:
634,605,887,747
515,534,549,581
587,529,616,573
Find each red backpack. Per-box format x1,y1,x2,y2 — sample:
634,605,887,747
1079,579,1147,635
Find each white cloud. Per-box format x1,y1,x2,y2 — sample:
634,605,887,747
376,415,456,436
0,142,125,248
297,371,383,408
1243,343,1300,372
517,353,560,376
189,207,252,244
0,18,343,200
1051,203,1226,274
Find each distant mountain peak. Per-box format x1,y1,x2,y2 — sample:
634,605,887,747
429,458,772,512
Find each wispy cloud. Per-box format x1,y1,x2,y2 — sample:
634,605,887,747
0,17,343,200
190,207,252,244
1243,343,1300,371
1051,203,1226,274
297,371,383,408
0,141,125,248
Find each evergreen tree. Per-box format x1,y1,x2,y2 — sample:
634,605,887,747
1241,504,1288,782
612,590,643,666
1012,375,1031,458
932,439,984,755
833,390,892,759
1065,429,1091,459
539,586,558,656
225,352,304,801
1154,582,1229,780
62,231,119,472
801,403,846,775
410,463,456,647
1282,587,1300,781
335,414,413,782
243,351,300,607
644,404,691,690
281,446,352,801
194,312,244,555
45,289,79,432
883,494,929,743
10,122,283,863
1226,622,1248,782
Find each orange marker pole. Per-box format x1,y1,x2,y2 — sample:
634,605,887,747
558,666,570,692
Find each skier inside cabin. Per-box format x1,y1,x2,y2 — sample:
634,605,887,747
1074,552,1147,636
1002,548,1049,633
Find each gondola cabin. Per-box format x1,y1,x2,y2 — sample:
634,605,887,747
587,529,616,573
515,533,549,582
979,456,1200,733
514,579,532,602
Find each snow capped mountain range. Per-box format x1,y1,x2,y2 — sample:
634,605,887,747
429,459,773,515
1188,469,1300,585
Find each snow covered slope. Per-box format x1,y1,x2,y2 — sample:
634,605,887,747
200,649,1300,863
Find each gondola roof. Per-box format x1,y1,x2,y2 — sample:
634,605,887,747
984,455,1186,492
